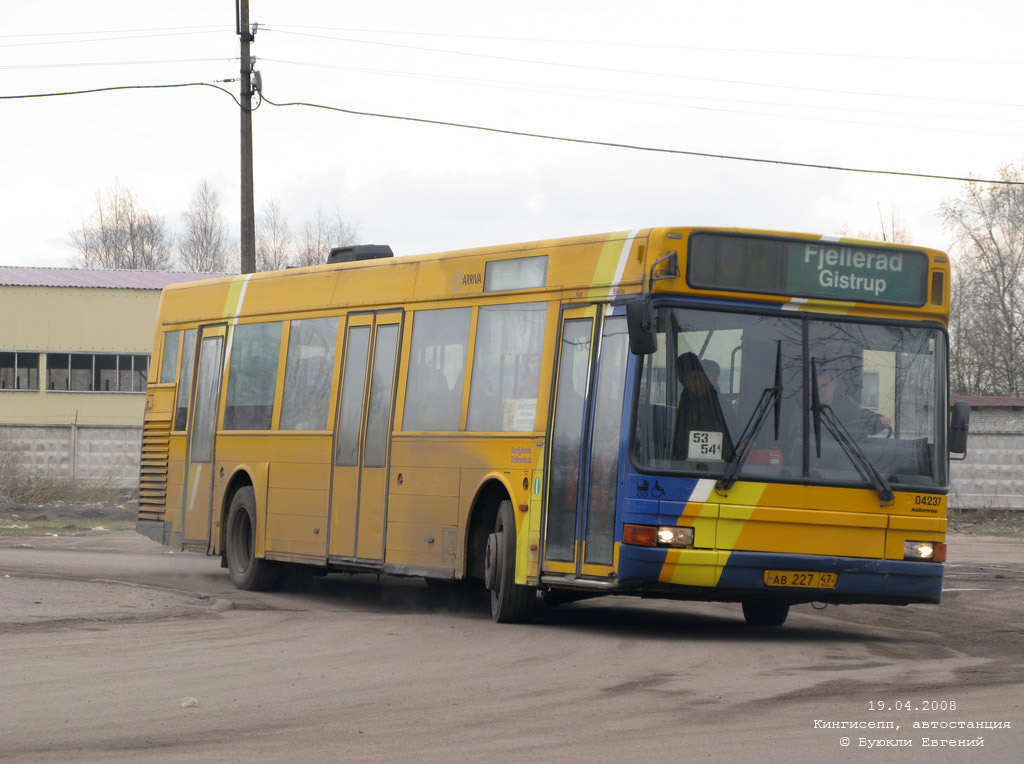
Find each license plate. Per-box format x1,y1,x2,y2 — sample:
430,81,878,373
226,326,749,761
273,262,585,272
763,570,838,589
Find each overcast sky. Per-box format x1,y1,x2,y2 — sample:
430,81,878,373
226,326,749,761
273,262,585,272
2,1,1021,270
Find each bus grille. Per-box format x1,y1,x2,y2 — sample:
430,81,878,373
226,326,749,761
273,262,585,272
138,418,170,520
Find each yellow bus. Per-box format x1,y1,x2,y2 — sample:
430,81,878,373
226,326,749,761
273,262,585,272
137,227,969,625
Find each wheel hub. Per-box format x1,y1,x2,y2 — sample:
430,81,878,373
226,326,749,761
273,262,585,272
484,532,499,590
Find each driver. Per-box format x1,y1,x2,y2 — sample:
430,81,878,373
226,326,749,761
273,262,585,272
673,352,734,460
818,370,891,437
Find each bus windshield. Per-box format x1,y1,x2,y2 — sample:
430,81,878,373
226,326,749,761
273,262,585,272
632,306,946,490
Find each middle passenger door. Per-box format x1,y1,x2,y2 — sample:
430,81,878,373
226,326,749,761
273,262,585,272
543,304,630,580
329,311,403,563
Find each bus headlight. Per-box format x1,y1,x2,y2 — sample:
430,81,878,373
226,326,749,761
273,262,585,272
657,526,695,548
904,540,946,562
623,524,694,548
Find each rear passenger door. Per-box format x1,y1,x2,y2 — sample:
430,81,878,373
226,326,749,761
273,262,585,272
182,324,226,550
329,311,403,562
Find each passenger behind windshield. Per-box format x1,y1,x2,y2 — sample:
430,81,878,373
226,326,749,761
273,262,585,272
817,368,891,438
672,352,735,462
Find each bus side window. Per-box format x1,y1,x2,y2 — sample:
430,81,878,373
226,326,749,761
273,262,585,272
466,302,547,432
173,329,197,431
160,330,181,384
280,317,339,431
402,308,470,431
336,326,371,466
223,322,282,431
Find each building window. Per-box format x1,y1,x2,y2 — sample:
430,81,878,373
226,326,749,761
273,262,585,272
45,353,149,392
69,353,92,391
47,353,70,390
119,355,149,392
0,352,40,391
96,354,118,392
861,370,881,408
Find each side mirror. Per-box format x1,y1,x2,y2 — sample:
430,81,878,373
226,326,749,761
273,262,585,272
625,299,657,355
949,400,970,457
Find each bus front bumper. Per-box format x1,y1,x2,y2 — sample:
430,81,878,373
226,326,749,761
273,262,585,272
615,546,943,605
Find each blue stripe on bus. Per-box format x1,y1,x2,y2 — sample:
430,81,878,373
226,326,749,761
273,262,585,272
615,546,942,603
716,551,943,602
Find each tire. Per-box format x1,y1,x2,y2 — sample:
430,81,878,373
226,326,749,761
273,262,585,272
225,486,281,591
742,600,789,627
485,500,535,623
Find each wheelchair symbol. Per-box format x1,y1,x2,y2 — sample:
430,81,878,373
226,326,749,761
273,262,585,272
634,479,665,499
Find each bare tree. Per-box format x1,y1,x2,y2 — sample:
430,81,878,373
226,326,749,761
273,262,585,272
255,199,293,272
941,161,1024,396
294,207,361,268
71,182,173,270
839,205,913,244
179,180,232,272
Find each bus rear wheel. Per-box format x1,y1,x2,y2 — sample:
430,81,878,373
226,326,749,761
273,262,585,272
742,600,789,627
225,486,281,591
485,500,535,623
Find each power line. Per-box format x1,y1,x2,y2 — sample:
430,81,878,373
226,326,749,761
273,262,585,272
0,25,228,39
258,94,1024,186
264,23,1024,67
0,82,241,107
2,80,1018,185
0,58,234,71
264,57,1024,135
264,29,1024,111
0,30,228,48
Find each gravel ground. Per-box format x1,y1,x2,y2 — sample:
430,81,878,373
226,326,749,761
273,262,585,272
1,500,1019,635
0,575,230,632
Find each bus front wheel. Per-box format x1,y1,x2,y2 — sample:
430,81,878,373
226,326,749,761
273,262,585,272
742,600,789,627
485,500,535,623
225,486,281,591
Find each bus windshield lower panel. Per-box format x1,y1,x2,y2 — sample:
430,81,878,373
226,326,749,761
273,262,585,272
631,306,946,489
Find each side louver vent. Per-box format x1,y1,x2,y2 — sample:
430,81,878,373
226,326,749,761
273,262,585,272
138,418,170,520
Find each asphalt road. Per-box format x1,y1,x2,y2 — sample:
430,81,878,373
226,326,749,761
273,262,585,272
2,531,1022,763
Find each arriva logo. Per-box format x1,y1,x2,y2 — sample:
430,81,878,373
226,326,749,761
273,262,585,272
452,269,482,291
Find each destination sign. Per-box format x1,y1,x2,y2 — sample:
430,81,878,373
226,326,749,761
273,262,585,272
687,233,929,306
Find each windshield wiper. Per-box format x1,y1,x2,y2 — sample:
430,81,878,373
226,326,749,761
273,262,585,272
716,342,783,493
810,358,894,505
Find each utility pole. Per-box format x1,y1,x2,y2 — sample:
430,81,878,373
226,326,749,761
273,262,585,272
237,0,256,274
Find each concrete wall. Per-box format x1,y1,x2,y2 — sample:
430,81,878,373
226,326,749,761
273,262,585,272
949,406,1024,510
0,424,141,486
